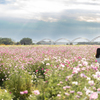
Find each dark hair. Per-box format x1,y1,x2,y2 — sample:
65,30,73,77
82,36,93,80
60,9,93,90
96,48,100,58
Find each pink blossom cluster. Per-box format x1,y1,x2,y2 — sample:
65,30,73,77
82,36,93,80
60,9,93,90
90,92,98,100
20,90,28,95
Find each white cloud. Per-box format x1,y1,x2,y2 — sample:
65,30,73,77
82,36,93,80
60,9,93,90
78,16,100,22
0,0,100,22
0,0,66,21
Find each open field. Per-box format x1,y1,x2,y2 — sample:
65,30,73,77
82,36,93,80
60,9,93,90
0,45,100,100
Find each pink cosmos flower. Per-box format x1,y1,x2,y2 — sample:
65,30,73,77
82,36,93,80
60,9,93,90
70,91,75,93
77,91,83,95
44,72,47,74
45,81,48,83
65,86,70,89
95,60,97,62
93,87,96,90
36,70,38,72
81,67,86,71
90,92,98,100
76,95,80,98
33,90,40,95
24,90,28,94
66,61,70,64
65,92,70,96
46,69,49,71
97,88,100,91
60,81,63,84
41,68,44,70
63,86,66,90
67,65,69,67
57,94,61,97
46,63,50,66
72,71,76,74
65,79,68,81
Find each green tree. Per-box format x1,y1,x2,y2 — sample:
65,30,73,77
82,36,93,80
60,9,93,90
0,38,14,45
0,38,2,44
20,38,32,45
15,42,21,45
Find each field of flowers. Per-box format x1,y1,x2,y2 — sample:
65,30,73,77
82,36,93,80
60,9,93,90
0,45,100,100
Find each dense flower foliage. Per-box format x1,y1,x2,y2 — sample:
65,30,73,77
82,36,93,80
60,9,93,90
0,45,100,100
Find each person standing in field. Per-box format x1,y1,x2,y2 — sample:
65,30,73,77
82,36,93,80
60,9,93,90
95,48,100,70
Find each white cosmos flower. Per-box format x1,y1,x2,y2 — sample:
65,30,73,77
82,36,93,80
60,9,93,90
92,74,97,79
87,77,91,80
78,64,82,67
83,61,88,66
53,56,57,59
41,61,44,64
44,58,49,61
60,64,65,67
86,89,93,96
84,86,88,91
97,77,100,80
88,80,94,86
82,58,86,61
96,71,100,76
72,81,78,85
5,90,7,92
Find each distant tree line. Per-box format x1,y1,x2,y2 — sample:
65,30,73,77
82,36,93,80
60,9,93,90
0,37,34,45
0,37,100,45
76,42,100,45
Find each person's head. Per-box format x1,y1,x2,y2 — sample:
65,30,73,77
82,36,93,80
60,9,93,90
96,48,100,58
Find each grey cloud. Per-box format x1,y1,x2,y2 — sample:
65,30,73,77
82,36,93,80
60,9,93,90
1,8,100,24
37,9,100,22
0,17,100,42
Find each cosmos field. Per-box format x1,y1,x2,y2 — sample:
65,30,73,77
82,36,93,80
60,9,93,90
0,45,100,100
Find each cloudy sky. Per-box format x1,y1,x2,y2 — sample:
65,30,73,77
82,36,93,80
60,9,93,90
0,0,100,42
